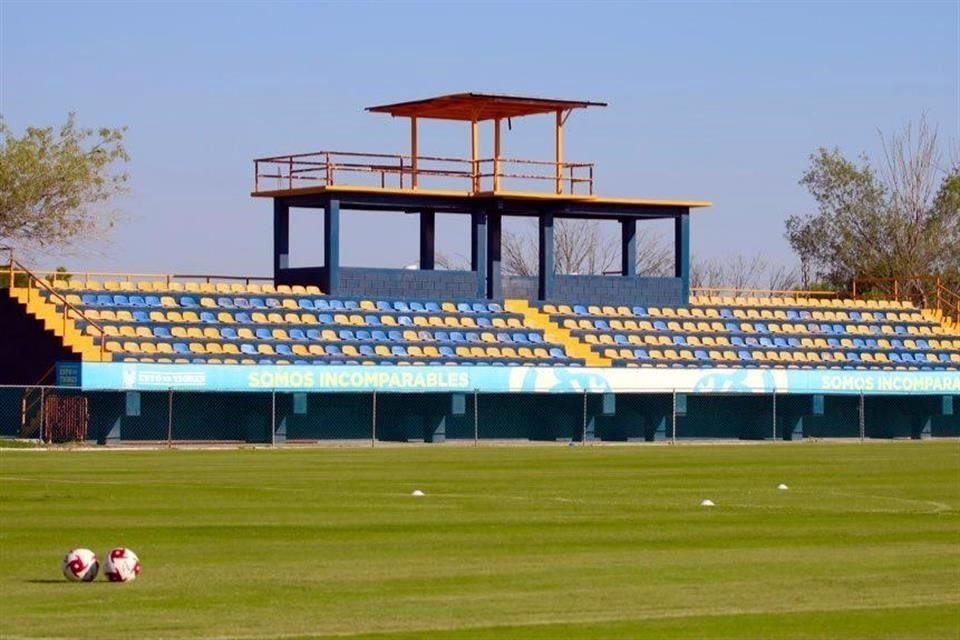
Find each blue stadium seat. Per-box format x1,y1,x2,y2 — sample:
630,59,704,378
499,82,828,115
265,298,281,308
298,299,315,310
424,302,441,313
276,344,293,356
133,311,150,323
173,343,189,354
235,312,252,324
221,327,238,340
128,295,146,307
217,297,234,308
154,327,172,339
408,301,424,312
289,328,306,341
255,328,272,340
371,330,388,342
200,312,217,323
180,296,197,308
144,295,161,307
240,344,257,355
387,330,403,342
113,295,129,306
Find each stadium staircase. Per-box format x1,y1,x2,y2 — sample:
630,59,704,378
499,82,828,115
503,299,610,367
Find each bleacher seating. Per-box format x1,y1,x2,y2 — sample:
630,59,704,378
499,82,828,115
538,295,960,371
47,280,581,367
38,279,960,370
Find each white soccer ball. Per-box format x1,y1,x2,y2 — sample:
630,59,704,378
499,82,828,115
104,547,141,583
62,548,99,582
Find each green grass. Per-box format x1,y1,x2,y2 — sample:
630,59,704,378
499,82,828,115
0,442,958,639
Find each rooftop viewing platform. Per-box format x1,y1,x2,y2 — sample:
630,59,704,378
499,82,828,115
251,92,710,209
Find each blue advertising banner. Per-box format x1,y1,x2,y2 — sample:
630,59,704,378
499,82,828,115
79,362,960,396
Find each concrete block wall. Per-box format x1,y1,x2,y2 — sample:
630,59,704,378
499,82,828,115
337,267,478,300
553,275,683,306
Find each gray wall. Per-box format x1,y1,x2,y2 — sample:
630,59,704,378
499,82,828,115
337,267,478,300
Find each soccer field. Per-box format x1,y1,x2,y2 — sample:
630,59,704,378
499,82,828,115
1,442,958,639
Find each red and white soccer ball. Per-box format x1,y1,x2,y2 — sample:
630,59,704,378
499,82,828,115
62,548,99,582
104,547,141,583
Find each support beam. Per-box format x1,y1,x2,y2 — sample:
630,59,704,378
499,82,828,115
493,118,502,192
410,117,418,190
621,218,636,277
555,110,564,194
470,120,479,194
472,211,487,298
419,210,435,270
273,199,289,283
674,211,690,304
324,199,340,294
538,213,555,300
486,212,502,299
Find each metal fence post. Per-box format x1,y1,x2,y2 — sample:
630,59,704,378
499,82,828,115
582,390,588,445
271,390,276,447
371,390,377,448
772,392,777,441
671,389,677,445
859,392,865,442
167,388,173,448
473,389,479,447
39,386,46,443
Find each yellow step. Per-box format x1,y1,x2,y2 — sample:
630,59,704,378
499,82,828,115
505,299,610,367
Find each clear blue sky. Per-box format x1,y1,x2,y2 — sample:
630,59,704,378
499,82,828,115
1,1,957,277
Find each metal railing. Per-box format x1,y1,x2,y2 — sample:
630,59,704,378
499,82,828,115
253,150,595,196
851,276,960,324
1,247,108,362
0,385,949,446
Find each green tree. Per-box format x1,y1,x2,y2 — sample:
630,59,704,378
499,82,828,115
785,119,959,294
0,113,129,252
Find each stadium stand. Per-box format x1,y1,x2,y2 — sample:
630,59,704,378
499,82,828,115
24,280,583,367
8,279,959,371
535,294,960,370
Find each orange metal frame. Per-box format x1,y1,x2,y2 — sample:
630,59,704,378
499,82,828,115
253,150,595,196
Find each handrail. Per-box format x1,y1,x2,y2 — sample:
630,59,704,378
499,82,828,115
691,286,840,299
253,149,595,196
1,246,108,362
850,275,960,324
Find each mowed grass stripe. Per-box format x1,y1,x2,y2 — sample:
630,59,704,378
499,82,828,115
0,442,957,639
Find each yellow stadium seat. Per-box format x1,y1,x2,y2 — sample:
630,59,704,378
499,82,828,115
156,342,174,355
441,302,457,313
291,344,309,356
251,312,269,324
407,346,424,357
118,325,136,338
217,312,235,324
135,326,153,339
186,327,204,339
170,327,188,339
424,345,440,357
307,344,325,356
200,297,217,308
115,310,134,322
188,342,205,354
237,328,255,340
256,344,275,355
272,329,288,341
267,312,284,324
222,343,240,355
206,343,224,355
603,348,619,359
320,329,337,341
501,347,517,358
281,299,298,311
182,311,200,323
275,285,292,295
342,345,359,357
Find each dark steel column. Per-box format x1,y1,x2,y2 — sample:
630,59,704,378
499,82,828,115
538,213,555,300
674,211,690,304
419,210,435,270
472,211,487,299
324,199,340,295
621,218,636,277
273,198,289,284
486,212,502,299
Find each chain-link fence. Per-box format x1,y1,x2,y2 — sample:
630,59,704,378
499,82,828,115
0,385,957,445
